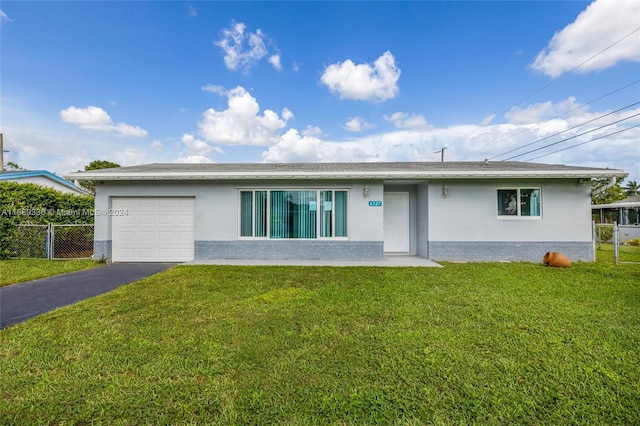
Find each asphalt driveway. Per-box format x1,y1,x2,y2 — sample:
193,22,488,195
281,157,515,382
0,263,176,329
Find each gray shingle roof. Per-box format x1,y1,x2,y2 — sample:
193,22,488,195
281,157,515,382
65,161,627,181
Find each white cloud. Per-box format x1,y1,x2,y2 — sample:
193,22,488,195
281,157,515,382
504,97,585,125
320,51,401,102
0,10,11,24
531,0,640,77
269,54,282,71
262,129,368,163
215,21,278,73
302,125,322,137
181,133,212,154
60,106,112,131
59,106,148,138
114,123,148,138
258,98,640,182
481,114,495,126
198,86,293,146
344,116,373,132
151,141,164,151
188,5,197,17
384,112,429,130
175,133,224,163
174,155,212,164
201,84,228,96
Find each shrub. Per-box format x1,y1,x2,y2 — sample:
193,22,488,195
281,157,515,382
626,238,640,247
596,225,613,242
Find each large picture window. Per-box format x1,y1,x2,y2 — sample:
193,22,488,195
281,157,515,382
497,188,541,217
240,190,348,238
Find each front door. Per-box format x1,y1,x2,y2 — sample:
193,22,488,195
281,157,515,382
384,192,409,253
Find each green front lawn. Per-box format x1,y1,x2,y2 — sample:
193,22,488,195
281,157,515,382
596,243,640,264
1,262,639,424
0,259,101,287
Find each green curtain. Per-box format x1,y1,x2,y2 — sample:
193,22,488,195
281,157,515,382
335,191,347,236
270,191,288,238
320,191,332,237
296,191,317,238
255,191,267,237
523,189,540,216
240,191,253,236
248,190,345,239
271,191,317,238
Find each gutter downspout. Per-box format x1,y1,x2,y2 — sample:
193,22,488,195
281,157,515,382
592,176,618,196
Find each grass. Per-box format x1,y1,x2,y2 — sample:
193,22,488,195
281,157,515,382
0,259,102,287
596,243,640,264
1,261,638,424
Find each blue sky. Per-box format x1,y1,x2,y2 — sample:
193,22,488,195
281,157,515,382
1,0,639,182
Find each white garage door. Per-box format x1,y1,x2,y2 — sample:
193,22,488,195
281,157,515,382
112,197,195,262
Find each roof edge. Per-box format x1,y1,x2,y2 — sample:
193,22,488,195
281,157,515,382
66,169,628,181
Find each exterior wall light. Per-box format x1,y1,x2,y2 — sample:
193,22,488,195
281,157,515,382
442,184,449,198
363,184,370,198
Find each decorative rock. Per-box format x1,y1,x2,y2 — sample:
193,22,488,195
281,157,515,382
543,251,571,268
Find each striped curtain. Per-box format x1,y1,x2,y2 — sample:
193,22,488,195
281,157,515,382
240,192,253,236
335,191,347,237
255,191,267,237
271,191,317,238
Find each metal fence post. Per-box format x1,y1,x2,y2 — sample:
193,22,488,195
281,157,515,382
45,223,51,260
613,221,619,264
49,223,55,260
592,221,596,261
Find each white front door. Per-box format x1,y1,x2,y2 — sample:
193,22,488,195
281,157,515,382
384,192,410,253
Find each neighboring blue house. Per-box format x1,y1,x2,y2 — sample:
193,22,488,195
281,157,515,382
0,170,91,196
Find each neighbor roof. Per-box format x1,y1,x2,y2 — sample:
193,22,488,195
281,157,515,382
0,170,91,194
65,161,627,181
592,195,640,209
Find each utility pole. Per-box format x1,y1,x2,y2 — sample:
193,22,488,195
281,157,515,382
0,133,7,172
434,146,447,162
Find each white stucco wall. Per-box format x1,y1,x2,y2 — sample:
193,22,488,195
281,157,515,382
427,179,593,242
94,180,384,242
416,182,429,257
5,176,83,195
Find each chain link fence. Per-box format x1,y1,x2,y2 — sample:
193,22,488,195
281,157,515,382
8,224,94,259
594,222,640,264
8,224,50,259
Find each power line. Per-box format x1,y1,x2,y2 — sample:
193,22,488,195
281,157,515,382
502,112,640,161
486,26,640,162
487,79,640,160
512,26,640,108
524,125,640,162
490,100,640,160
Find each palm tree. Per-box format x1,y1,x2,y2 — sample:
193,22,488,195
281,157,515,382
625,180,639,196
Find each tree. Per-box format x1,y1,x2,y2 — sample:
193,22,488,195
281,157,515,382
591,177,626,205
79,160,121,193
625,180,639,196
6,161,23,171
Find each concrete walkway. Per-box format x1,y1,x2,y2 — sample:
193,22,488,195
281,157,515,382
0,263,176,329
185,255,442,267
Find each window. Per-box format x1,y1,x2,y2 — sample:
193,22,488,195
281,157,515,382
497,188,541,217
240,189,348,238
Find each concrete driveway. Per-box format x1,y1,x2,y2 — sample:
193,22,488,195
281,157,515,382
0,263,176,329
